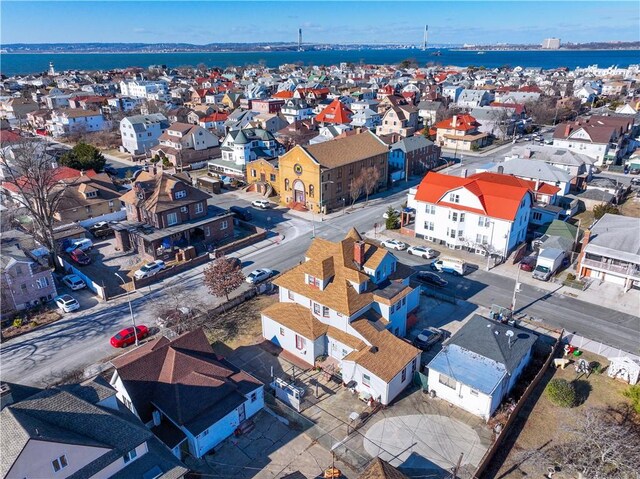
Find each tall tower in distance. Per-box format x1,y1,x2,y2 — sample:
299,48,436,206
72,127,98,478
298,28,303,52
48,61,55,76
422,25,428,51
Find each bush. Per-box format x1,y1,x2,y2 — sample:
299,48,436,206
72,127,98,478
545,378,577,407
470,143,480,152
12,318,23,328
590,361,603,374
162,158,172,168
385,206,400,230
566,273,576,281
623,384,640,414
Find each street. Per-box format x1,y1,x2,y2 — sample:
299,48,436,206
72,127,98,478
1,182,638,387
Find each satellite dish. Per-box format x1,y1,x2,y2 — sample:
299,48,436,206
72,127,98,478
506,330,515,338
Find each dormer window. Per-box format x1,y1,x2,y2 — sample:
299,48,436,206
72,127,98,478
85,190,97,198
175,190,187,199
307,275,320,288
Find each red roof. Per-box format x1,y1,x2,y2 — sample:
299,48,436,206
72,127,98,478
200,112,228,122
489,102,526,115
519,85,542,93
273,90,294,99
315,99,353,124
0,130,22,143
434,114,480,131
2,167,95,193
413,171,557,221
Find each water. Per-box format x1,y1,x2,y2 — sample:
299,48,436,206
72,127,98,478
1,49,638,76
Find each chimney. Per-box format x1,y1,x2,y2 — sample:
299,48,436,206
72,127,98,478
452,114,457,126
354,240,365,267
498,165,504,174
564,124,572,137
576,228,591,272
80,169,85,176
461,169,468,178
535,179,541,191
524,147,532,158
0,383,14,409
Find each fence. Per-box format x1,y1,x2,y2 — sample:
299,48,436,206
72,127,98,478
562,331,640,362
420,286,457,304
473,333,563,478
78,209,126,228
56,256,107,300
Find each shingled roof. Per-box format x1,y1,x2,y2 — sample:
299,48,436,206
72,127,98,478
300,130,388,169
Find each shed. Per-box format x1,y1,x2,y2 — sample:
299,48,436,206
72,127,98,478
608,356,640,385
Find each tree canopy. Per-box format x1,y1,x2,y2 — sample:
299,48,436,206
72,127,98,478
59,142,106,172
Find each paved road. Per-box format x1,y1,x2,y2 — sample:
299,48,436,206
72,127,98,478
2,184,638,387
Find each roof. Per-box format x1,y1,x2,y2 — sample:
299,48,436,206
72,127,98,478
585,214,640,265
315,98,353,124
300,130,388,169
261,302,328,340
111,328,262,435
490,158,572,184
359,458,409,479
510,144,596,167
553,115,633,144
434,114,480,131
390,135,434,153
413,171,544,221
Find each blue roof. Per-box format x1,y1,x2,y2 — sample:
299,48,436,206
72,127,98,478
428,344,506,395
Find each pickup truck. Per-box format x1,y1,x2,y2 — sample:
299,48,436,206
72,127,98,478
532,248,564,281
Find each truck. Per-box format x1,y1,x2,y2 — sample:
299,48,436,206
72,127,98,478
532,248,565,281
430,257,466,276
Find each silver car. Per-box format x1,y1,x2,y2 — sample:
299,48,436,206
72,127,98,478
55,294,80,313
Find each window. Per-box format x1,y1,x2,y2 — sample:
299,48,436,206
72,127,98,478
402,297,406,306
449,193,459,203
390,303,395,313
451,212,458,222
450,229,456,239
309,184,315,198
336,183,342,193
313,302,321,315
459,213,465,222
476,234,482,244
52,455,68,473
439,374,457,389
166,212,178,226
401,367,406,382
532,212,542,221
411,358,417,373
15,265,22,275
250,391,258,402
478,216,485,227
279,327,285,336
295,335,306,350
123,449,137,464
251,169,257,178
424,221,434,231
220,220,228,230
362,374,371,387
322,306,330,318
288,290,294,300
470,389,479,396
200,428,209,437
195,202,204,214
36,277,49,289
284,179,290,191
175,190,187,199
270,174,276,181
20,283,27,293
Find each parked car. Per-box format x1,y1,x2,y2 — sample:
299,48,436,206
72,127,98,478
381,239,407,251
62,274,86,290
416,271,448,288
631,177,640,186
230,206,253,221
70,248,91,266
630,168,640,175
65,238,93,253
430,258,466,276
382,209,401,219
520,256,536,272
89,221,114,238
407,245,437,259
54,294,80,313
110,325,149,348
251,199,272,209
134,260,166,280
246,268,273,284
413,327,444,351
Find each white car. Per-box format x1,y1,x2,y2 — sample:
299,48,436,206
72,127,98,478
251,199,271,209
381,239,407,251
407,245,437,259
382,209,401,219
134,260,166,280
246,268,273,284
62,274,86,291
54,294,80,313
65,238,93,254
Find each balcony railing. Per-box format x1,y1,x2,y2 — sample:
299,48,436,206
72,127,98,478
581,258,640,279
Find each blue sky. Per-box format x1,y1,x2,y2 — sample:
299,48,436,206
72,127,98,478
2,1,639,45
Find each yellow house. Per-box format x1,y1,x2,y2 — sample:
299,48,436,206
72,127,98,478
246,158,279,196
278,130,389,213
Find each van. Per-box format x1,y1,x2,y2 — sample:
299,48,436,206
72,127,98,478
229,206,253,221
430,258,466,276
65,238,93,254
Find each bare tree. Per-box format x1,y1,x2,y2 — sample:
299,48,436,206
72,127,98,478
361,166,381,204
0,138,75,261
349,175,365,208
488,107,513,140
152,279,206,334
203,256,245,301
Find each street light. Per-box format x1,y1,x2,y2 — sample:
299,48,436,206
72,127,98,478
115,272,139,346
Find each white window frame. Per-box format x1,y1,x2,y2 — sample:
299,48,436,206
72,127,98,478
123,449,137,464
174,190,187,199
195,202,204,214
166,212,178,226
362,373,371,387
52,455,68,473
438,373,457,389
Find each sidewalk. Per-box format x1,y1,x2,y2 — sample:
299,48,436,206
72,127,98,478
368,227,640,316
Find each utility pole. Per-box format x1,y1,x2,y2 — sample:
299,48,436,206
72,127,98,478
450,452,464,478
510,263,522,313
115,273,139,346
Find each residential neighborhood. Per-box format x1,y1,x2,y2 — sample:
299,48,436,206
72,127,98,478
1,4,640,478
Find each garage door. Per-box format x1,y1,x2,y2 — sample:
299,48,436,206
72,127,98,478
603,273,626,286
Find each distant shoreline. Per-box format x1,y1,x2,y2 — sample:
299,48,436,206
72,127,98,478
452,48,640,52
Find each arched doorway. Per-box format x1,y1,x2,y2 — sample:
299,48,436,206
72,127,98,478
293,179,305,203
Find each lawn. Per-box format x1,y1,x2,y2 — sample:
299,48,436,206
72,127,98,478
619,192,640,218
489,350,633,479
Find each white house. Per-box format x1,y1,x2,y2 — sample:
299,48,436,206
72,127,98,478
119,113,170,155
427,315,537,420
46,109,107,137
261,229,421,406
119,80,169,102
408,171,555,258
351,108,382,129
208,127,280,176
110,329,264,459
281,98,315,124
456,89,493,108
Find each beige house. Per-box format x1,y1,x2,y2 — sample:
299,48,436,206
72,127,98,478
56,172,123,224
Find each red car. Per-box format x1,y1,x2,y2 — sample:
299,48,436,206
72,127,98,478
520,257,536,272
110,325,149,348
70,248,91,265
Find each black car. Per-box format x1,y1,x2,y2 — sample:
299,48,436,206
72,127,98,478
416,271,448,288
89,222,114,238
229,206,253,221
413,327,444,351
631,177,640,186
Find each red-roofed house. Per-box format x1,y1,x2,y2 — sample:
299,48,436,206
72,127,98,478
434,114,489,151
408,171,546,257
314,99,353,126
198,112,228,135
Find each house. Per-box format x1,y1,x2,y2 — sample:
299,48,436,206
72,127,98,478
46,109,107,137
55,171,125,224
359,458,409,479
120,80,169,101
533,219,580,256
261,229,421,405
388,135,441,181
577,214,640,292
281,98,315,124
246,112,288,134
456,89,493,108
251,98,285,114
469,106,518,140
552,115,635,166
427,315,537,420
106,96,142,113
308,124,354,145
208,128,281,177
25,109,51,130
408,171,559,258
375,105,419,138
120,113,170,156
482,158,572,196
110,329,264,459
246,158,279,195
166,107,192,124
221,91,244,110
315,98,353,126
277,130,388,213
198,112,228,135
0,377,187,478
275,120,318,149
1,230,56,316
441,84,464,103
574,85,597,104
433,114,489,152
149,123,219,168
351,108,382,129
0,97,39,120
417,100,445,128
116,171,234,260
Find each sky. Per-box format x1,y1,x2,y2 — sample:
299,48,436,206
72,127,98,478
1,1,639,45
